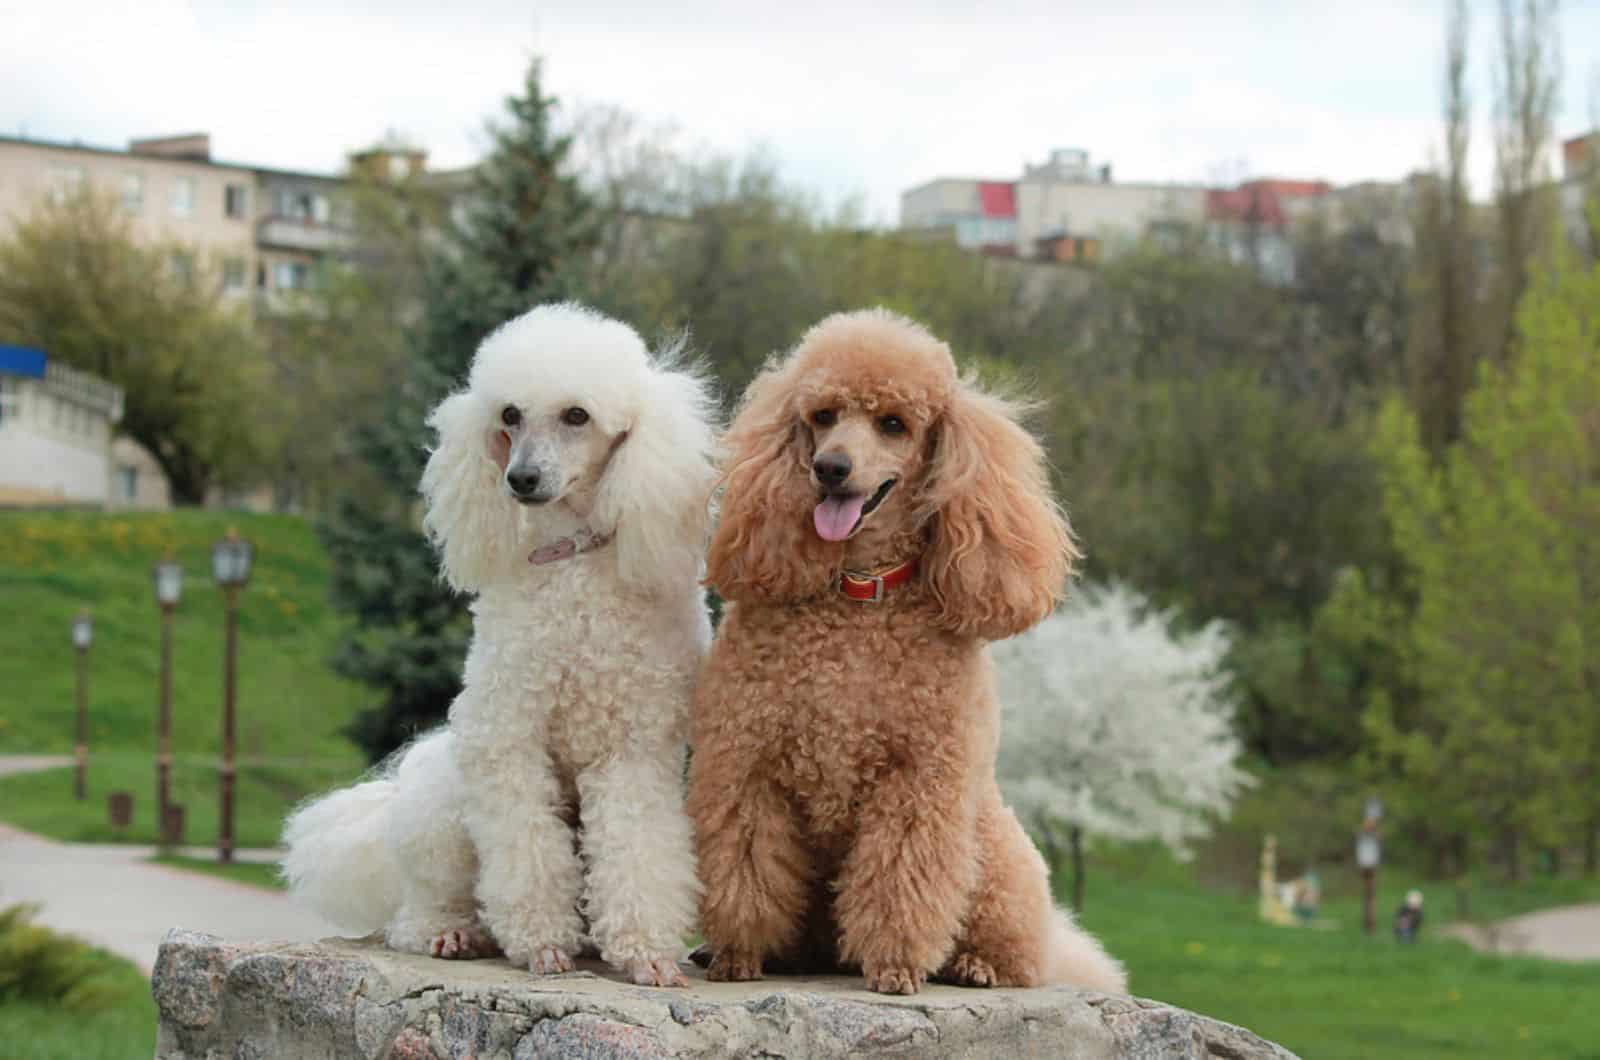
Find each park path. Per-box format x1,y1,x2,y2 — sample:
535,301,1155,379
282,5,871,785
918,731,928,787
0,753,73,777
0,823,339,974
1446,903,1600,962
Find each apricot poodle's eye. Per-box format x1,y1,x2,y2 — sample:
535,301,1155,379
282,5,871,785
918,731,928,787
561,407,590,427
811,408,838,427
500,405,521,428
877,414,907,436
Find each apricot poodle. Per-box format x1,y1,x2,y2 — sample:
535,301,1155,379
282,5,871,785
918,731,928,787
686,309,1126,996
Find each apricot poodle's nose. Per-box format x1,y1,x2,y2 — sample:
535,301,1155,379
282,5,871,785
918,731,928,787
506,468,542,498
813,451,852,489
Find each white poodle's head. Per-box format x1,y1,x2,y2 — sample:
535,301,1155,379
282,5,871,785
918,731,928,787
420,303,718,596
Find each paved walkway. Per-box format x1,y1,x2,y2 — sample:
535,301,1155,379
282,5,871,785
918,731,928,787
0,753,73,777
1445,903,1600,962
0,823,339,974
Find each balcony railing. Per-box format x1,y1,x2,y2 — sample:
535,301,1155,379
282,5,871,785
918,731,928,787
256,217,353,253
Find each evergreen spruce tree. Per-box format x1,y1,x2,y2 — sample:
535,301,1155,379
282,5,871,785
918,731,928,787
323,60,598,761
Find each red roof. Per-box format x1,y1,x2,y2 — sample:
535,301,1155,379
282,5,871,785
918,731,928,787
1206,179,1329,227
977,181,1016,218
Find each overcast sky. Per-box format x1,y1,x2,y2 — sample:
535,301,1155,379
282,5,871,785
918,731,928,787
4,1,1598,224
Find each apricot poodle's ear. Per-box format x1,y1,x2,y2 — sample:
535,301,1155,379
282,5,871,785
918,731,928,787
918,378,1078,640
420,390,521,594
705,359,838,603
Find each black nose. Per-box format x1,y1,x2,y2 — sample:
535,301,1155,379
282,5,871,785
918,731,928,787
506,468,542,497
813,451,852,488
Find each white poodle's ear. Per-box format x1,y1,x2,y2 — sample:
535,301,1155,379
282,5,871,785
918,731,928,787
591,359,718,598
420,391,520,594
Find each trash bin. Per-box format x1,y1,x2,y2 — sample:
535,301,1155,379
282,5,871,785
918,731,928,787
162,803,186,848
108,791,133,831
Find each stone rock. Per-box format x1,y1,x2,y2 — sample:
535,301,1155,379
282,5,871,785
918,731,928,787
151,930,1299,1059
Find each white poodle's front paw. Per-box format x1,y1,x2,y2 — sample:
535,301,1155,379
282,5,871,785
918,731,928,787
428,925,498,960
529,945,576,975
623,955,689,988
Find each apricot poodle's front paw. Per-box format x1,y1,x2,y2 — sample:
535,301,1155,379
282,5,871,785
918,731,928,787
705,950,763,982
428,925,499,960
941,951,996,988
865,964,926,995
623,955,689,988
529,945,576,975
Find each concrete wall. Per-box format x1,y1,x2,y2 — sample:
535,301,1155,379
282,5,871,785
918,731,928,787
1014,180,1207,253
107,436,172,510
0,376,114,504
900,179,981,228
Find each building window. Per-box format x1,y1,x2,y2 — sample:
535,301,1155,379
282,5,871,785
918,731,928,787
121,172,145,214
222,257,247,293
117,465,139,501
272,261,311,291
48,163,86,204
311,194,330,224
225,183,249,219
171,177,195,218
170,251,195,285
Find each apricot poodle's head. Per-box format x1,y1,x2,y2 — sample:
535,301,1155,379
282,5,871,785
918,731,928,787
707,309,1078,640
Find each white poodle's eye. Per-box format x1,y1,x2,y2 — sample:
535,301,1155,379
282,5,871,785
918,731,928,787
811,408,838,427
501,406,521,428
877,414,907,436
561,407,590,427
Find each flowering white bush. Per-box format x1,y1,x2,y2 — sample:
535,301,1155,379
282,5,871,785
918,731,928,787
993,582,1253,857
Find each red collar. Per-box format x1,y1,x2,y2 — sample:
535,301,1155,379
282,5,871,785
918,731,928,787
837,558,919,602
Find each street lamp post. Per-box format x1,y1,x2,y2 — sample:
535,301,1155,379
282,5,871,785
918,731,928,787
211,528,253,864
71,610,93,800
1357,795,1383,937
153,557,183,845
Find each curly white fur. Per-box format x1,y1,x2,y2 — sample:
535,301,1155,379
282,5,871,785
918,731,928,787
283,303,715,985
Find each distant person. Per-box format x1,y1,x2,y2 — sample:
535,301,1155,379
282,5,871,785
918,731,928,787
1394,890,1424,942
1291,871,1321,924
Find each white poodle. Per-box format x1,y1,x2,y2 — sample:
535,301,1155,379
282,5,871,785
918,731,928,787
282,303,716,987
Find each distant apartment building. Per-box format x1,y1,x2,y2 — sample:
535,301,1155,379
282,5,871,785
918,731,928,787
1562,130,1599,251
902,148,1210,261
901,147,1454,277
0,131,365,306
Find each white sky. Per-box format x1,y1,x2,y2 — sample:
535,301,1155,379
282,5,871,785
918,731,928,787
3,0,1598,225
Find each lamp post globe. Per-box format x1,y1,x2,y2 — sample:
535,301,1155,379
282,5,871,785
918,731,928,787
153,560,183,608
71,611,93,650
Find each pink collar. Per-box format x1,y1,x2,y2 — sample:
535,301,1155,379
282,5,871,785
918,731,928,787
529,526,613,566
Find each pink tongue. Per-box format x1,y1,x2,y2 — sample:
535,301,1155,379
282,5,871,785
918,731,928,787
814,494,867,542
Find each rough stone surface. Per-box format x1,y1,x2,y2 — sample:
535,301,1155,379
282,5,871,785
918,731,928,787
151,931,1299,1059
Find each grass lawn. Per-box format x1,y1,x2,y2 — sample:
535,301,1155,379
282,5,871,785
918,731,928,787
1072,847,1600,1060
0,752,359,847
0,510,372,759
0,908,156,1060
150,853,285,890
0,982,154,1060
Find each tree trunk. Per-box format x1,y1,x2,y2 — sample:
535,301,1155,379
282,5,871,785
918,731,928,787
1503,828,1522,883
1070,825,1085,914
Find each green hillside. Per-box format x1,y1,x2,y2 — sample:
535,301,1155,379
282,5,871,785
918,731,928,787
0,510,374,844
0,510,370,760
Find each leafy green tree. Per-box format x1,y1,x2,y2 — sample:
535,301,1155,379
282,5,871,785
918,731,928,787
259,170,446,511
1362,246,1600,879
0,192,265,502
324,59,598,761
